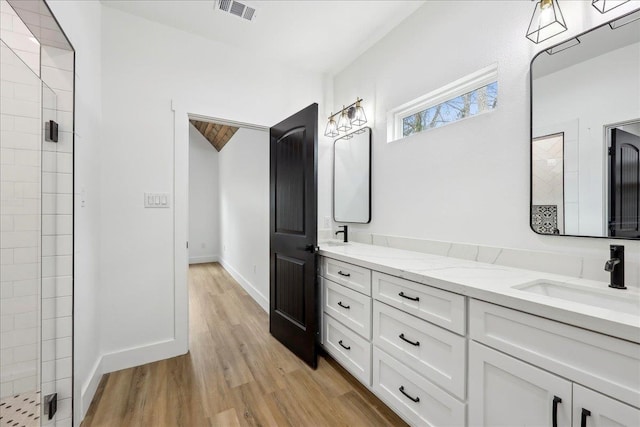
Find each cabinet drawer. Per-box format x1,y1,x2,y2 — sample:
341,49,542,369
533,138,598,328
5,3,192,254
322,277,371,340
322,257,371,296
372,271,466,335
470,299,640,408
573,384,640,427
373,301,466,399
323,314,371,386
373,348,466,427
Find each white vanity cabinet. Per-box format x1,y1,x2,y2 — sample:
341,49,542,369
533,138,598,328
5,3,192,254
318,249,640,427
319,257,373,386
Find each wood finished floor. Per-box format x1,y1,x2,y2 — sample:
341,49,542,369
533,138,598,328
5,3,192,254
82,263,407,427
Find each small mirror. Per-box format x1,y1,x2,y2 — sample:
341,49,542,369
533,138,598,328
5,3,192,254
334,127,371,223
531,11,640,239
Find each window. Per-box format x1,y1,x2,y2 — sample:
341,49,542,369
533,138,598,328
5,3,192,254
387,63,498,142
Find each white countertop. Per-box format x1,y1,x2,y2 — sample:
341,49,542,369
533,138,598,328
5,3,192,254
319,241,640,344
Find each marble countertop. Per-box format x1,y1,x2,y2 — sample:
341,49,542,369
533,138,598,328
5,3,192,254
318,241,640,344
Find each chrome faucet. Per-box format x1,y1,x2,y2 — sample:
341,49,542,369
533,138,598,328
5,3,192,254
335,225,348,243
605,245,626,289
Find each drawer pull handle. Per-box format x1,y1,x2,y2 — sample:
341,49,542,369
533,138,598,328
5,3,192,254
552,396,562,427
580,408,591,427
338,301,351,309
398,291,419,302
338,340,350,350
399,333,420,346
398,386,420,403
338,271,351,277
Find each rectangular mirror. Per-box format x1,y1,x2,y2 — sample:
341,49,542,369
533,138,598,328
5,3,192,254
530,10,640,239
334,127,371,223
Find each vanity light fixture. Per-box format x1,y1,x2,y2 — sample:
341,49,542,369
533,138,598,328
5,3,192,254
324,98,368,138
337,106,352,133
324,114,339,138
526,0,568,44
592,0,630,14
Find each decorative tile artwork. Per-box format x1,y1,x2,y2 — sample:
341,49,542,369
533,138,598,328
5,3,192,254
532,205,559,234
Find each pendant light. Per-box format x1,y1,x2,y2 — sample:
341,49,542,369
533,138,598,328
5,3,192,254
324,113,339,138
526,0,567,44
592,0,630,13
336,106,352,133
350,98,367,127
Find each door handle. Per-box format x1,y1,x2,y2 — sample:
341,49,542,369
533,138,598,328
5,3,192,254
399,333,420,346
552,396,562,427
337,271,351,277
338,301,350,309
399,291,419,302
304,244,318,253
581,408,591,427
398,386,420,403
338,340,350,350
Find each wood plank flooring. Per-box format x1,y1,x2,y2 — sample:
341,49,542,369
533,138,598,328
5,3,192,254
82,263,407,426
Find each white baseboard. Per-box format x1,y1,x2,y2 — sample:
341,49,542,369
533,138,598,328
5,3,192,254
101,338,187,375
189,254,219,264
218,258,269,312
79,357,103,424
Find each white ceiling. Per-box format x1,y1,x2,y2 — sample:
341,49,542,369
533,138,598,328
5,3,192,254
100,0,425,74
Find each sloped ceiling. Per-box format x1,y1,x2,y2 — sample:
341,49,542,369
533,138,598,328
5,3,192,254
190,120,239,152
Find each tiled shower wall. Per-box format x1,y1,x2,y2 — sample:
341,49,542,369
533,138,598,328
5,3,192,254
0,41,42,400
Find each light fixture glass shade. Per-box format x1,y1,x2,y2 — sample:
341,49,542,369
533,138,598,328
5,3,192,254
526,0,568,44
351,100,367,126
593,0,629,13
337,108,352,132
324,116,339,137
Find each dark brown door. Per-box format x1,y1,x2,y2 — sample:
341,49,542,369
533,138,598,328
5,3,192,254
609,128,640,238
269,103,318,368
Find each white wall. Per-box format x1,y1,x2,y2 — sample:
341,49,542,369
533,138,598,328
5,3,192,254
99,4,324,374
0,0,39,75
188,123,219,264
218,128,270,310
327,0,640,286
45,0,103,424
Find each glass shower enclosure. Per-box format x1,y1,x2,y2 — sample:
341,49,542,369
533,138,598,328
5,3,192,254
1,0,71,421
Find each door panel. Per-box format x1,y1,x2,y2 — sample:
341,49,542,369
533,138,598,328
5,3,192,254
469,341,572,427
573,384,640,427
270,103,318,368
610,128,640,237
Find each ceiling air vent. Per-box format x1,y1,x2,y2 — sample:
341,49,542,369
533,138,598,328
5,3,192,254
216,0,256,21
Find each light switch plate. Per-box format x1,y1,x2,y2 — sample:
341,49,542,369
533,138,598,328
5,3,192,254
145,192,170,208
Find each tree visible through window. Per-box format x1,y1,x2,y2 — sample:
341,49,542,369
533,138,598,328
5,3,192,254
402,81,498,137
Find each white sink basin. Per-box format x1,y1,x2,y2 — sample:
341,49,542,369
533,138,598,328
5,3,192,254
513,280,640,315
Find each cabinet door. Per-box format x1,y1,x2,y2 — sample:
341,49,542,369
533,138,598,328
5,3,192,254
573,384,640,427
469,341,572,427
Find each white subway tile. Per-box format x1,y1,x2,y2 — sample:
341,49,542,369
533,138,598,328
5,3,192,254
14,181,40,199
55,296,72,317
0,147,16,164
55,276,72,297
54,337,72,360
1,130,40,150
13,311,37,329
55,376,72,399
0,262,39,281
13,213,40,230
0,230,38,248
42,360,55,383
0,380,13,397
42,318,55,340
0,314,13,331
41,46,74,72
12,343,37,363
42,297,55,319
12,278,38,296
56,152,72,173
0,214,13,232
42,339,55,362
14,148,40,166
0,96,40,118
0,348,14,366
41,66,73,92
55,316,72,338
12,116,40,135
12,246,37,264
13,374,37,393
0,113,15,131
0,248,13,264
13,81,40,102
0,295,36,315
55,357,72,379
1,164,39,182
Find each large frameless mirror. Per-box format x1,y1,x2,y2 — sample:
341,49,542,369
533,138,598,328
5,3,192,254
333,128,372,223
530,10,640,239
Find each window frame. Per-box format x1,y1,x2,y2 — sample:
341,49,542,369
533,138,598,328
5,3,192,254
387,63,499,142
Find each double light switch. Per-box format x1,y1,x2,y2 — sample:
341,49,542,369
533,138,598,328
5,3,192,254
145,192,170,208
